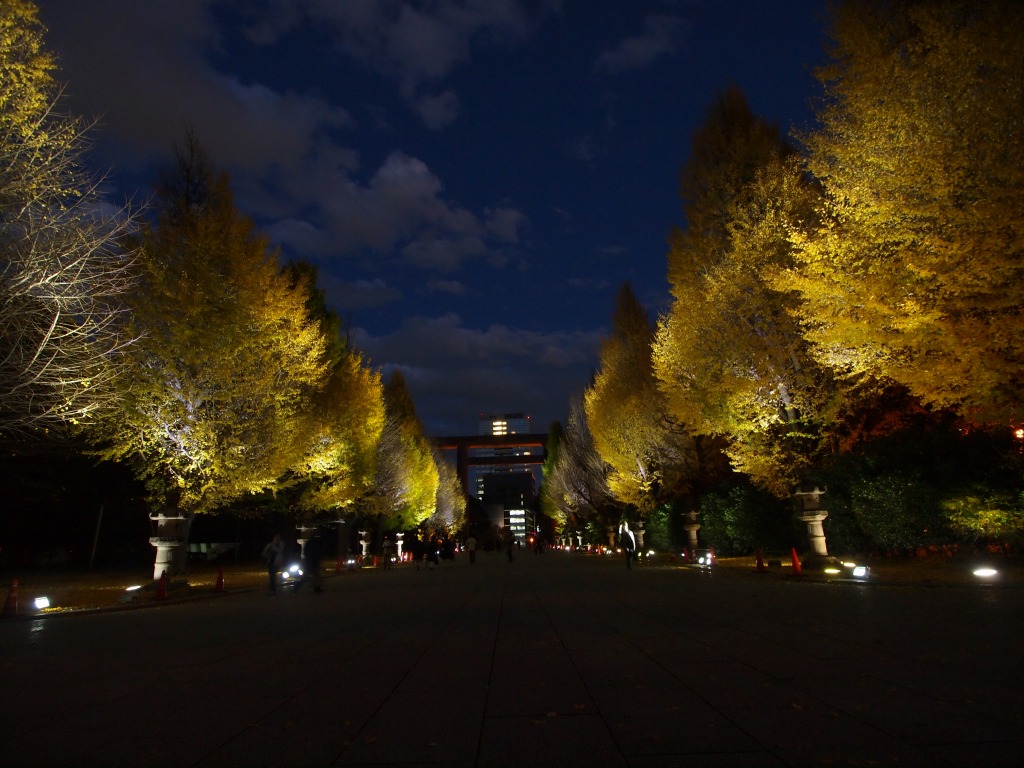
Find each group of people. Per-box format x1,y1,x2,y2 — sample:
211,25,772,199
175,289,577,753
261,532,324,594
261,524,623,590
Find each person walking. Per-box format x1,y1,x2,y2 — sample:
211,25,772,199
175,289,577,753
262,533,284,593
465,534,477,565
411,535,425,570
427,536,440,569
305,532,324,592
620,521,636,569
382,537,395,570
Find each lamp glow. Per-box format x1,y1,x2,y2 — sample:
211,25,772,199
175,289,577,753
34,596,50,610
973,567,998,578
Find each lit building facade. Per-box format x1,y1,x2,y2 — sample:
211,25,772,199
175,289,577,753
434,415,546,544
479,413,532,436
475,413,539,540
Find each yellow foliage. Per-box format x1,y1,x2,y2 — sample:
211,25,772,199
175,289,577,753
296,351,385,513
787,0,1024,423
96,156,330,515
0,0,55,141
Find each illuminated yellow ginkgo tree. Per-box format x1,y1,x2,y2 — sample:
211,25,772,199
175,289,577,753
365,370,438,531
586,283,702,515
1,0,136,441
292,345,385,515
785,0,1024,424
93,135,328,575
653,88,839,498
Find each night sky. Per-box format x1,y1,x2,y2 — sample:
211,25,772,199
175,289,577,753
37,0,830,436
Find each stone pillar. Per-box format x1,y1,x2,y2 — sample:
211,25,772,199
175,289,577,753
358,531,371,559
395,533,405,560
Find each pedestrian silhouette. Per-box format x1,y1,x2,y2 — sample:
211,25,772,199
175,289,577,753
262,534,284,593
620,521,636,569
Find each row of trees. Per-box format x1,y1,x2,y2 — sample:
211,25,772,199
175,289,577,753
544,0,1024,556
1,1,463,573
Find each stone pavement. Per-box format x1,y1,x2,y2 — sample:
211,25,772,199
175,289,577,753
1,551,1022,767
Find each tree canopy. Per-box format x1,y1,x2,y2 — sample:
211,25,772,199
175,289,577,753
367,369,439,530
586,283,694,512
92,135,328,516
654,88,838,496
1,0,136,441
785,0,1024,424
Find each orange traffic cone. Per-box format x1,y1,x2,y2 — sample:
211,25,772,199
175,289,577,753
155,569,168,600
755,548,766,573
709,547,716,566
214,567,225,593
3,578,18,617
790,548,803,576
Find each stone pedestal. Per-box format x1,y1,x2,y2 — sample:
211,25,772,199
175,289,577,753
358,531,371,559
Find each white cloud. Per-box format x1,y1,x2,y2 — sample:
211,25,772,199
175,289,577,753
425,279,466,295
317,274,403,312
486,206,528,243
352,313,601,434
595,14,684,74
415,90,461,129
38,1,351,178
260,0,533,91
278,150,528,272
38,2,529,276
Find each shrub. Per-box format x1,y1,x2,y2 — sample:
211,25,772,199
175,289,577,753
849,474,948,553
699,482,792,556
941,489,1024,546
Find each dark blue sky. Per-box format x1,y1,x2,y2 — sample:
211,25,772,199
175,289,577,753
38,0,829,436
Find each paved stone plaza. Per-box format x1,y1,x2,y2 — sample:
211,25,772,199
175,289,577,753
2,552,1022,767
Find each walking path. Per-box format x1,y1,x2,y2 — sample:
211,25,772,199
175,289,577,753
2,552,1022,767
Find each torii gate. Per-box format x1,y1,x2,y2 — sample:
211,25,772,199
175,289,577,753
434,433,548,498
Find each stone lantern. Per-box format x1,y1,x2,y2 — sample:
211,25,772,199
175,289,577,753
395,532,405,561
149,513,188,581
794,483,830,565
358,530,371,560
683,509,701,552
296,525,318,559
